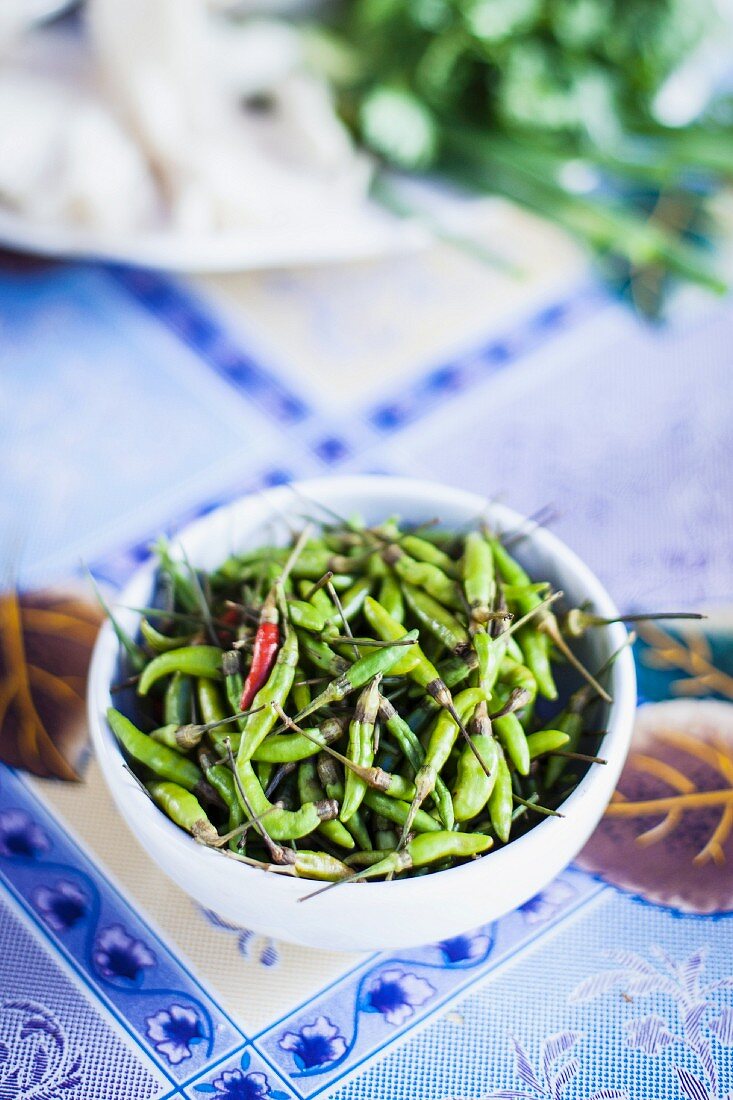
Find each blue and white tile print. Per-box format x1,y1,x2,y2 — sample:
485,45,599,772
366,288,600,433
183,1045,294,1100
329,890,733,1100
0,889,168,1099
358,297,733,614
0,267,295,588
3,254,733,1100
0,764,244,1085
256,869,600,1097
109,267,312,426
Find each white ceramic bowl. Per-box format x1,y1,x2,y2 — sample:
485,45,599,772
88,476,636,951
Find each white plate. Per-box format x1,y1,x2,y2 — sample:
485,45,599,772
0,203,427,272
0,14,428,272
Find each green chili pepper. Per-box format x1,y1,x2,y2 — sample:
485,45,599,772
260,546,368,579
317,754,373,850
492,712,531,776
381,771,416,801
379,696,454,828
147,781,218,844
361,789,441,832
300,580,335,620
452,732,499,821
401,583,470,653
108,708,202,790
328,572,358,591
363,597,469,736
428,652,477,701
298,761,355,850
140,618,194,653
490,538,560,700
375,832,398,854
473,630,505,696
462,531,495,618
287,600,327,632
222,649,245,724
341,676,381,822
400,534,458,577
488,746,513,843
196,678,232,753
211,549,267,584
345,848,394,868
206,763,245,833
290,851,352,880
291,632,419,726
292,668,312,713
362,597,424,675
296,631,350,676
374,573,401,624
451,700,499,821
164,672,193,726
325,576,372,627
371,814,396,849
197,677,228,725
503,582,551,602
420,686,486,790
343,807,373,850
498,661,537,707
526,729,571,760
489,538,534,600
234,758,337,841
516,626,557,700
138,645,223,696
542,703,586,788
382,544,461,608
355,830,492,878
252,715,347,764
149,724,180,750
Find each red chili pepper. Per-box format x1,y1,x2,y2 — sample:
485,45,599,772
239,591,280,710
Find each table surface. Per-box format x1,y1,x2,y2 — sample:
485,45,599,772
1,218,733,1100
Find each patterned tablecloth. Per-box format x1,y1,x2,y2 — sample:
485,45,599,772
1,213,733,1100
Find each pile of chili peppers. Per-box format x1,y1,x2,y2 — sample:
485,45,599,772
106,514,642,885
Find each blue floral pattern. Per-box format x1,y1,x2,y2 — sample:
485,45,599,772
0,765,236,1083
92,924,156,983
439,930,492,965
194,1051,290,1099
363,968,435,1026
519,880,576,926
0,999,82,1098
209,1069,271,1099
278,1016,347,1070
0,810,50,859
145,1004,204,1065
32,880,88,933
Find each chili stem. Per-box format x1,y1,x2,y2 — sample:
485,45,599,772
224,738,285,863
512,793,564,817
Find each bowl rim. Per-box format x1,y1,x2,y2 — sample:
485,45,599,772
88,474,637,900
